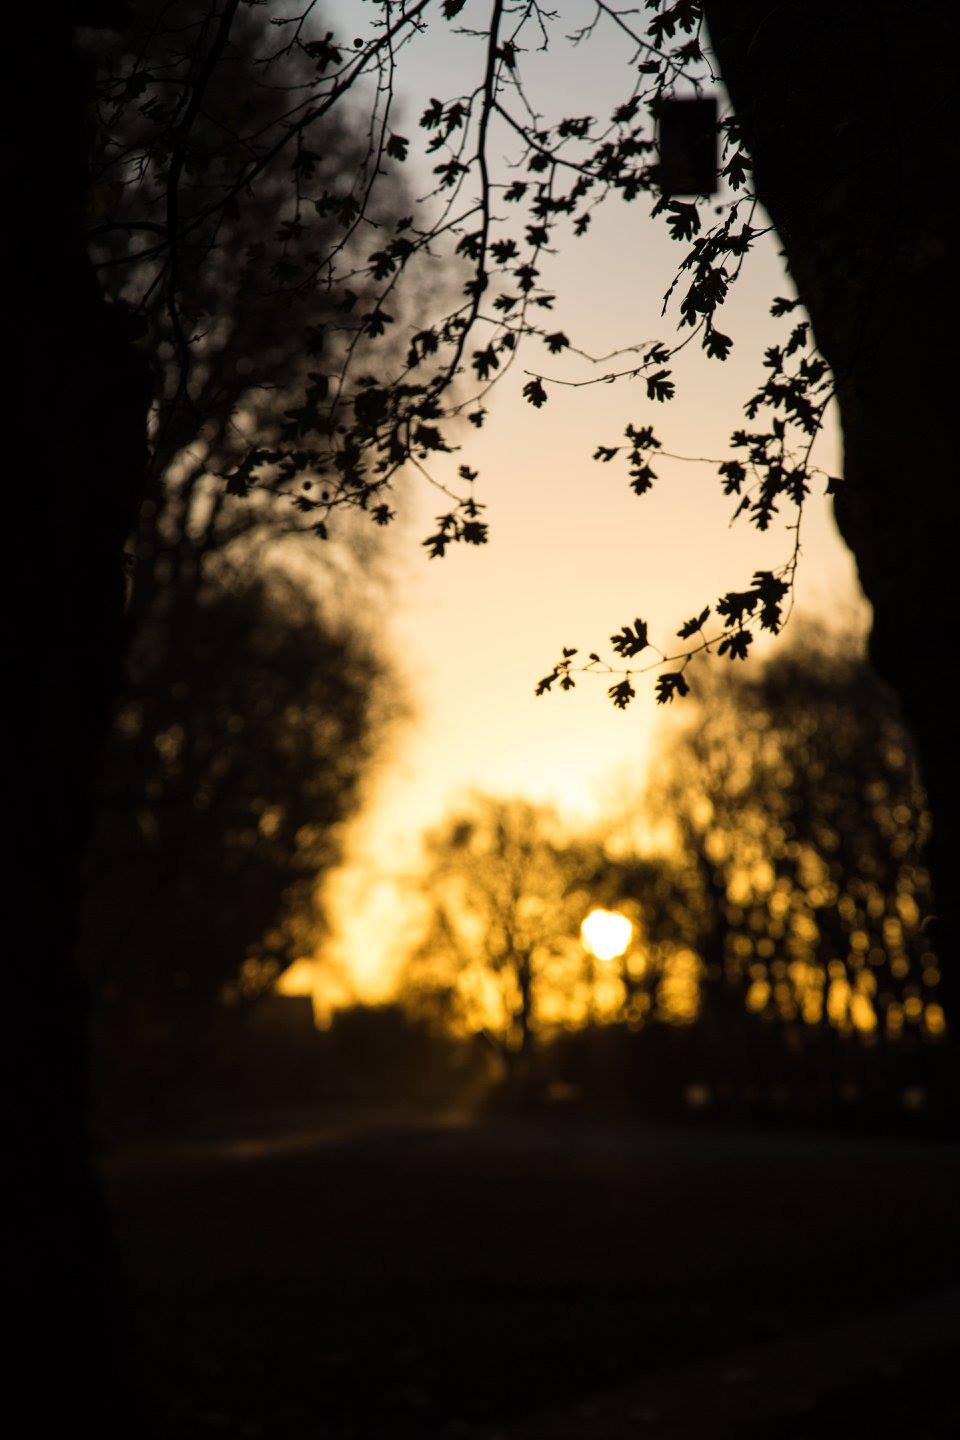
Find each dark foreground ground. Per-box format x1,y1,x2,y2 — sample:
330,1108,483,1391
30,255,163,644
103,1110,960,1438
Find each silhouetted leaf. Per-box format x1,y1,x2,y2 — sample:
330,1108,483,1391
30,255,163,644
473,345,500,380
665,202,700,241
304,32,342,71
611,619,648,658
646,369,675,402
719,460,747,494
420,97,444,130
608,678,636,709
677,607,710,640
630,464,657,495
655,671,690,703
704,328,733,360
723,149,749,188
718,628,753,660
363,309,394,338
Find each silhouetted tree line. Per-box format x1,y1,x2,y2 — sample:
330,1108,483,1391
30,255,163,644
405,799,603,1081
72,0,409,1132
668,630,938,1039
78,563,397,1133
557,631,947,1126
399,628,947,1122
90,0,407,635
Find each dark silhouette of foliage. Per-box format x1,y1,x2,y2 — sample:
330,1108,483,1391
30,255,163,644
586,851,708,1026
74,3,412,1124
90,0,821,675
405,797,709,1078
401,630,947,1118
404,797,602,1077
652,625,940,1044
89,0,409,630
78,566,394,1046
78,1,960,1024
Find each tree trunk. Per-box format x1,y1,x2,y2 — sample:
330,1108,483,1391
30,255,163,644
16,8,151,1426
704,0,960,1042
517,955,536,1057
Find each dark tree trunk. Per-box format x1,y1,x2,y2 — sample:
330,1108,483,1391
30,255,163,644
517,955,536,1057
704,0,960,1042
15,8,151,1426
498,957,537,1094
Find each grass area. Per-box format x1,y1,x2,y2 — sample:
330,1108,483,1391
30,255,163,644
104,1113,960,1438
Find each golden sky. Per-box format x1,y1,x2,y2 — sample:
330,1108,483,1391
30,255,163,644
308,3,865,1000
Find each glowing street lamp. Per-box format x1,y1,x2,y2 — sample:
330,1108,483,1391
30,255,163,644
580,908,633,963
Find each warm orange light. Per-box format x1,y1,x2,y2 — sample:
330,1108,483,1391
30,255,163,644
275,958,315,997
581,908,633,962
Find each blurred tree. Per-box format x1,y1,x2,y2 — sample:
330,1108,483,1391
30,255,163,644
77,562,397,1111
81,2,960,1028
404,798,600,1080
89,0,407,635
654,626,940,1045
589,853,706,1028
77,0,412,1103
21,8,411,1411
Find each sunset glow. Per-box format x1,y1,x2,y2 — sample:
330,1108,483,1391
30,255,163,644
74,7,956,1434
581,908,634,962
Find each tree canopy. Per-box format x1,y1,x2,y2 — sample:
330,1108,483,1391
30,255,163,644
653,625,940,1042
404,797,599,1067
79,1,409,1101
81,0,958,1031
89,0,836,704
78,564,395,1013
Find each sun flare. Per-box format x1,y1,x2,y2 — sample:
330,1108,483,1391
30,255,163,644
580,908,633,962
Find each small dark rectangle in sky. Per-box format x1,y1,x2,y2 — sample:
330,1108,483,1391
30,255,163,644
657,96,718,196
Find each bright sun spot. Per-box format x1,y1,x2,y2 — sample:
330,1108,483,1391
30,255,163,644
581,908,633,962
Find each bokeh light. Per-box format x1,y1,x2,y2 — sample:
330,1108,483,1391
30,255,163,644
581,908,634,962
